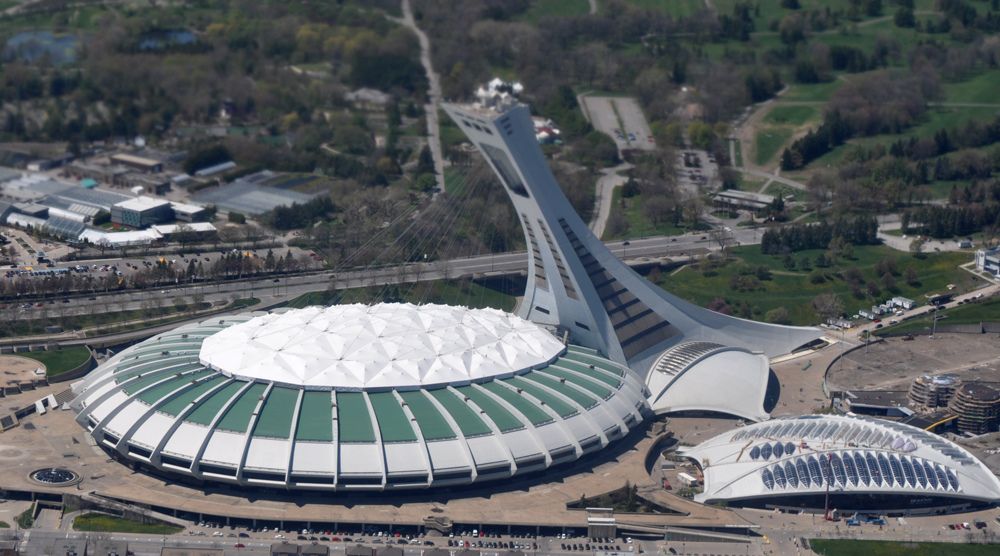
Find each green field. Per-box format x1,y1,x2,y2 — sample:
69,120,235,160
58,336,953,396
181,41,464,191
781,81,843,102
518,0,591,22
603,188,698,240
878,296,1000,336
810,539,1000,556
656,244,974,325
287,278,518,312
625,0,706,16
20,346,91,377
73,513,182,535
804,106,1000,172
0,520,8,528
943,71,1000,104
754,127,794,166
765,105,818,126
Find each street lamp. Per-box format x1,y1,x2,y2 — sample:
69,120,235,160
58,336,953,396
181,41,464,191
622,240,631,261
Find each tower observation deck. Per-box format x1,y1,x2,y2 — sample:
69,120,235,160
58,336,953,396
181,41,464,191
443,81,824,420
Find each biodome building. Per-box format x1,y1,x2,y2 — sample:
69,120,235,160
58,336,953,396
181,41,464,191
71,304,648,490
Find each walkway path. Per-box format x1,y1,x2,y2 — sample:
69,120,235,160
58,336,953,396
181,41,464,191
589,162,631,239
398,0,446,194
735,167,808,191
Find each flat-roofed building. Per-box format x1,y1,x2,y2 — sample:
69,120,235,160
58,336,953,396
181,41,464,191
344,546,374,556
169,201,208,222
91,540,128,556
111,153,163,173
711,190,775,213
111,196,172,228
300,545,329,556
975,247,1000,277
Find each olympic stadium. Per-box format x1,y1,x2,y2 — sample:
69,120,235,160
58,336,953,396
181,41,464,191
70,81,831,494
71,304,648,490
679,415,1000,514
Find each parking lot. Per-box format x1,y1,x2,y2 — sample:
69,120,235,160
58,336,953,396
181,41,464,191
579,95,656,152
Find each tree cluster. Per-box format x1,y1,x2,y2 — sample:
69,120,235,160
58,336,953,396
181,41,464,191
760,216,879,254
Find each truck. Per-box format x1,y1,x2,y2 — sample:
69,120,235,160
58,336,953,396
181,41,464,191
677,472,699,487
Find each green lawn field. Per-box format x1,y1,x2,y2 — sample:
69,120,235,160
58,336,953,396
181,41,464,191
765,105,819,126
518,0,591,22
20,346,91,377
655,244,974,325
73,513,182,535
625,0,705,16
754,127,794,166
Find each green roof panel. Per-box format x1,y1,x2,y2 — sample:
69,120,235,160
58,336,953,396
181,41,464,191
562,349,624,377
399,391,456,440
252,386,299,438
295,391,334,442
215,383,267,432
337,392,376,443
159,376,228,417
369,392,418,443
135,369,215,404
428,388,494,436
504,376,577,418
539,367,612,399
185,381,247,425
522,372,597,409
552,358,622,388
477,382,551,427
120,363,203,395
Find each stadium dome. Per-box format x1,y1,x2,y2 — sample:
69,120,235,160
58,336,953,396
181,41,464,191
679,415,1000,515
70,304,649,491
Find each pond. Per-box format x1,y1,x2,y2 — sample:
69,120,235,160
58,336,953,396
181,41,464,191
3,30,78,65
138,29,196,51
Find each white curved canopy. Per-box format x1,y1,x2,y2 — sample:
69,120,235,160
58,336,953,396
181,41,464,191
198,303,566,389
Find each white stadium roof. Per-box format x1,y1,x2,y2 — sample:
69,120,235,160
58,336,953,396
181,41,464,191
70,306,649,491
680,415,1000,512
199,304,567,389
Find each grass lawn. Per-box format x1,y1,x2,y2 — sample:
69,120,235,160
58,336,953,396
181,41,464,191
730,138,744,167
804,106,1000,172
655,244,974,325
625,0,706,16
518,0,590,22
943,70,1000,104
0,520,8,528
288,277,518,312
754,127,794,166
765,105,818,126
877,296,1000,336
73,513,182,535
603,188,699,240
810,539,1000,556
781,80,843,102
20,346,91,377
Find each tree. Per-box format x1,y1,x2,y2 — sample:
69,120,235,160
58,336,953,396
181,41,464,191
811,292,843,321
765,307,792,324
904,266,919,286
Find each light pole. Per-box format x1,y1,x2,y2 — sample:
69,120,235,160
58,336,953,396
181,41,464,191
622,240,631,261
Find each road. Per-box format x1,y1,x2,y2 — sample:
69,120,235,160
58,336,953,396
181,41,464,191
735,167,808,191
398,0,446,194
12,525,757,556
0,231,749,346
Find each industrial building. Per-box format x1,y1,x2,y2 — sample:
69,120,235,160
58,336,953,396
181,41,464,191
711,190,775,214
111,196,174,227
679,415,1000,514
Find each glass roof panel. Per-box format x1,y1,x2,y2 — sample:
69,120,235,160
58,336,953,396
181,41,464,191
924,461,939,488
773,465,786,488
784,461,798,488
795,458,810,488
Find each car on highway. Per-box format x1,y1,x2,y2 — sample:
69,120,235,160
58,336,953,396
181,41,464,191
234,544,245,548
